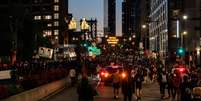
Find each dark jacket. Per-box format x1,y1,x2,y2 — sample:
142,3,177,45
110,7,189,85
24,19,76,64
180,77,191,101
77,77,94,101
121,76,133,95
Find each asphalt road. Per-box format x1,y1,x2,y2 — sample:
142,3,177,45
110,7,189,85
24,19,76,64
43,82,172,101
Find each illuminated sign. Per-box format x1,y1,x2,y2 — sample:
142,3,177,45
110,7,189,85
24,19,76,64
107,37,119,45
88,46,101,55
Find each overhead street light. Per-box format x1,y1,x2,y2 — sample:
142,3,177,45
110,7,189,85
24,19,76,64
142,25,147,29
183,15,188,20
182,31,188,35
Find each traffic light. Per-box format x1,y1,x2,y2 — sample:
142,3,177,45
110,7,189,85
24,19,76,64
80,40,91,48
176,47,185,56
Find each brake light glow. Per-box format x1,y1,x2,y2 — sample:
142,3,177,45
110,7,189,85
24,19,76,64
104,72,109,77
122,72,126,78
101,72,105,76
179,68,185,72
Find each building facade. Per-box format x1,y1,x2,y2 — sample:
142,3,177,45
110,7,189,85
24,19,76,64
122,0,141,46
150,0,201,62
32,0,68,46
104,0,116,36
140,0,150,49
150,0,168,57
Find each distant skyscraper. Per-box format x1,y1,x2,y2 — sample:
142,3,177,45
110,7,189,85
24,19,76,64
122,0,141,38
104,0,116,36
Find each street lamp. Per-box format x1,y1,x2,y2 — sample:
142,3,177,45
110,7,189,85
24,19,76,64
142,24,147,29
183,15,188,20
196,47,200,66
183,31,188,35
142,24,148,50
181,31,188,49
80,18,90,75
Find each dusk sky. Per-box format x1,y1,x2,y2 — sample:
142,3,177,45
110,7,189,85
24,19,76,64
69,0,103,32
69,0,122,36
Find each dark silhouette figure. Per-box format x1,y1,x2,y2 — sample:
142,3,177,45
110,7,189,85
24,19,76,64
77,76,95,101
121,69,133,101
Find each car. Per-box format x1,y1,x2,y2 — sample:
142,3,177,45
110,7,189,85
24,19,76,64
99,65,124,84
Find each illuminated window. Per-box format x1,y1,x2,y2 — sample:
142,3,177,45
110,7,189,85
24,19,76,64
54,13,59,19
55,36,58,39
43,30,52,36
34,16,41,20
47,23,52,27
54,5,59,11
54,21,59,26
54,0,59,3
54,30,59,35
44,15,52,19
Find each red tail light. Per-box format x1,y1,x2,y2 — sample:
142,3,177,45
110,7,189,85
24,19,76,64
121,72,126,78
179,68,185,72
101,72,105,76
104,72,109,77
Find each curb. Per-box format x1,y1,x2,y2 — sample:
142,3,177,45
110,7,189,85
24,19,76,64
39,78,71,101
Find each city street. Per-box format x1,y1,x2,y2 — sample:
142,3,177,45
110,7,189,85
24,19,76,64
44,82,170,101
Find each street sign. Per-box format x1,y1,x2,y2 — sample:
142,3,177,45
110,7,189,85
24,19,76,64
88,46,101,55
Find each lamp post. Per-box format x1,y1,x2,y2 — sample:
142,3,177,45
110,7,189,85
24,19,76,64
80,18,90,75
181,31,187,48
196,47,200,66
68,17,77,44
142,24,147,50
181,15,188,48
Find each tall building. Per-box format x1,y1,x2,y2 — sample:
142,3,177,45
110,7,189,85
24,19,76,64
182,0,201,52
0,0,32,57
104,0,116,36
0,0,68,59
140,0,150,49
87,19,97,40
150,0,201,61
149,0,168,57
32,0,68,46
122,0,141,44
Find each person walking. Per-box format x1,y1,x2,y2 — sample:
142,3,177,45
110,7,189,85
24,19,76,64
134,67,144,100
131,68,137,96
69,68,76,86
167,71,174,98
113,70,121,99
180,75,191,101
121,69,133,101
77,76,96,101
158,68,168,99
172,70,182,101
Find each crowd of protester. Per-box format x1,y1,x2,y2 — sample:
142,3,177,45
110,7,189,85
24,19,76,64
76,53,201,101
0,59,80,98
